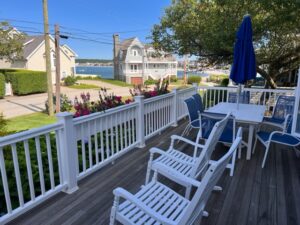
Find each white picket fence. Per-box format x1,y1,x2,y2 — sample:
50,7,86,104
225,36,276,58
0,84,295,223
0,86,195,224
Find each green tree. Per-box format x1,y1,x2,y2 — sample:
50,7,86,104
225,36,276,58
0,21,25,61
152,0,300,88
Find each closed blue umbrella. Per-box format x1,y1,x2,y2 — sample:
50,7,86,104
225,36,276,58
230,15,256,109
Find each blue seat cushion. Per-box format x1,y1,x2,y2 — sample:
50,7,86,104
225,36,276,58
263,117,285,125
257,131,300,146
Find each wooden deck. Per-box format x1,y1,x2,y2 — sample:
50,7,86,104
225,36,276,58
8,120,300,225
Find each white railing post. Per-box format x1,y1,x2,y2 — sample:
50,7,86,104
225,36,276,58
134,96,146,148
56,112,79,194
192,83,198,94
172,88,178,127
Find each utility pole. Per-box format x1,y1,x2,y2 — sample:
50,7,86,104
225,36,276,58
183,55,187,85
43,0,54,116
55,24,61,113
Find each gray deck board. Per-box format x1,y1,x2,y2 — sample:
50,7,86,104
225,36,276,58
8,121,300,225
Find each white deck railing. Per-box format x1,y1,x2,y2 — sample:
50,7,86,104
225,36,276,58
198,86,295,111
0,84,295,223
0,86,195,224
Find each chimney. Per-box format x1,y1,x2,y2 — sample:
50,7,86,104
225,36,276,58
113,34,120,80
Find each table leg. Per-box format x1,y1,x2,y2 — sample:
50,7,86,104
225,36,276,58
246,124,254,160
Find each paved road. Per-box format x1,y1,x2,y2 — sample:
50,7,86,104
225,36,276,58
0,80,132,118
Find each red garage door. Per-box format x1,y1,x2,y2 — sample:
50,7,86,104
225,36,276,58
131,77,143,85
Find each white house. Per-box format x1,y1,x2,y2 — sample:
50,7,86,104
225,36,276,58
0,34,77,83
113,35,177,85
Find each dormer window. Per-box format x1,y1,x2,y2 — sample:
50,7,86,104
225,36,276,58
133,49,138,56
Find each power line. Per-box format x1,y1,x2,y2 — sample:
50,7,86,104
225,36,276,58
1,17,150,36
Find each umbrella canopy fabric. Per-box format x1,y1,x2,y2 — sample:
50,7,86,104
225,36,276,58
230,15,256,84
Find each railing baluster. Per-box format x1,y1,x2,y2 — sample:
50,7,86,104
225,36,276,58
24,140,35,200
35,137,45,195
116,114,120,153
124,111,128,148
55,130,64,182
120,114,124,150
81,125,86,172
100,119,104,161
45,134,55,189
88,122,93,168
0,147,12,213
94,120,99,165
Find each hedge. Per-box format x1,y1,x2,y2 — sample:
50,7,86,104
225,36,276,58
0,73,5,99
187,75,202,84
6,71,47,95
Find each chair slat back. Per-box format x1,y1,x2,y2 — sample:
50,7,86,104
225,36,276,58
273,96,295,121
228,91,250,104
179,128,242,224
190,113,232,178
184,98,199,123
192,93,204,113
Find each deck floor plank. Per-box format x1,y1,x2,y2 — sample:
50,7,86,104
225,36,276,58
7,121,300,225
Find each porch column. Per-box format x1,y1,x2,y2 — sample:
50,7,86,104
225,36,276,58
134,96,146,148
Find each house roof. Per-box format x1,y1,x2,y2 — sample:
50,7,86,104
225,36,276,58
22,35,45,59
21,35,77,60
120,38,136,50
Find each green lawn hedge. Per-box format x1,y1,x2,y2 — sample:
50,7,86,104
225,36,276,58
0,73,5,99
6,71,47,95
188,75,202,84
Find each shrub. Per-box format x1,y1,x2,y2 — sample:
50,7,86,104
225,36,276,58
64,76,77,86
170,75,178,82
45,94,73,113
209,74,228,83
0,73,5,99
220,78,229,87
187,75,201,84
0,113,7,136
144,78,157,85
6,71,47,95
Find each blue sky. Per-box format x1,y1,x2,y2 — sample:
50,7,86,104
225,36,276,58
0,0,172,59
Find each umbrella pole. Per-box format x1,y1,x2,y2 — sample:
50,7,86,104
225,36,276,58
237,84,241,110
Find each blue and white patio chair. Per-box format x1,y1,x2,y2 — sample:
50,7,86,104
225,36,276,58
199,112,245,175
228,91,250,104
146,113,241,198
192,93,204,114
254,114,300,168
263,95,295,129
181,97,202,137
110,128,242,225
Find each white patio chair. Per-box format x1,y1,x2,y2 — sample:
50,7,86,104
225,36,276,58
109,132,242,225
145,113,241,198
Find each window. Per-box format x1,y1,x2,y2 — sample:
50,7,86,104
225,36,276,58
132,49,139,56
131,64,138,72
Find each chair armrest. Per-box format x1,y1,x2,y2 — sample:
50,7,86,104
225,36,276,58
113,187,176,225
170,135,205,149
149,147,195,166
268,131,300,144
152,163,202,188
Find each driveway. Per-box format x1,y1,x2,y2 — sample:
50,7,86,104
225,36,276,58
0,80,132,118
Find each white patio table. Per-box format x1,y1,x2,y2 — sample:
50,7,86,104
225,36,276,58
206,102,265,160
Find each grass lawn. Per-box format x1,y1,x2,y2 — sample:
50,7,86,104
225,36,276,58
7,113,57,133
68,83,100,89
100,78,133,87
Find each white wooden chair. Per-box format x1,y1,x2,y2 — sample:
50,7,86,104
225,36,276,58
109,131,242,225
145,113,240,198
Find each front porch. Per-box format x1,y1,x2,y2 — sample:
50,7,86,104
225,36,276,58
8,120,300,225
